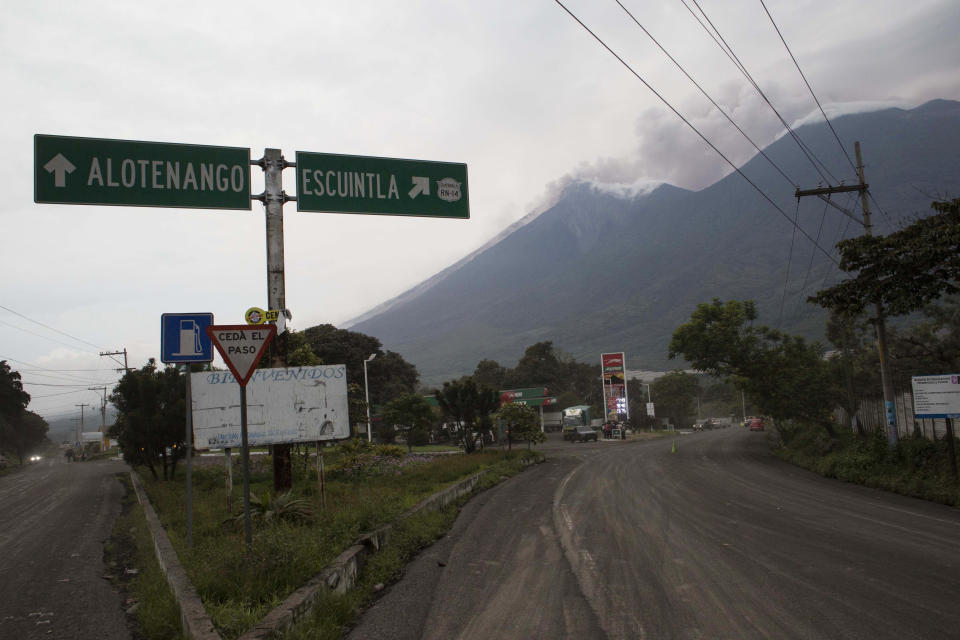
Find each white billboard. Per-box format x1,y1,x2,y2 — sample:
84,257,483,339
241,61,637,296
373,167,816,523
191,365,350,449
912,374,960,419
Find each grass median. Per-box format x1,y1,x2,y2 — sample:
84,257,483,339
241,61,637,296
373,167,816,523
137,440,540,639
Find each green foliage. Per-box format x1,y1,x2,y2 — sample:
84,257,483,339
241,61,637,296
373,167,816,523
109,359,186,480
3,410,49,464
776,423,960,506
501,342,602,409
473,358,507,390
233,489,314,526
0,360,30,417
380,393,437,451
887,296,960,383
494,402,544,447
284,331,322,367
141,449,534,638
106,477,184,639
669,299,760,375
812,198,960,317
0,361,36,460
650,370,698,427
300,325,419,406
433,378,498,453
669,299,838,429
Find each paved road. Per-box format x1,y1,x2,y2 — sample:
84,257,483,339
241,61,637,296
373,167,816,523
351,429,960,639
0,457,131,640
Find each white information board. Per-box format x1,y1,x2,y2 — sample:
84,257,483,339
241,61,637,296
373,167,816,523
912,374,960,419
191,365,350,449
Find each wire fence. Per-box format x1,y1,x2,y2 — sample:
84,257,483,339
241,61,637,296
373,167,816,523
834,389,953,440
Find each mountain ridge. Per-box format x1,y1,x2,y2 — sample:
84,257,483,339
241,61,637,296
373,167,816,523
342,100,960,384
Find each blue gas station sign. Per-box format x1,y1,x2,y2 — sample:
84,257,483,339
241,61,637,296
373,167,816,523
161,313,214,363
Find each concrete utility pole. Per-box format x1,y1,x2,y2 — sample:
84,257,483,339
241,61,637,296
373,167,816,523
88,386,107,448
795,141,899,448
100,349,130,373
75,403,91,444
253,148,295,490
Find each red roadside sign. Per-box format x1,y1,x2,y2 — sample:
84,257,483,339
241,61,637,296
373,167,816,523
205,324,276,386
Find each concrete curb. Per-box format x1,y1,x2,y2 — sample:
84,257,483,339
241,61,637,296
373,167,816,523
129,471,221,640
133,453,545,640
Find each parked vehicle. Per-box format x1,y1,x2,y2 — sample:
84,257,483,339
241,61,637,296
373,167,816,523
0,454,8,468
569,426,598,442
561,405,592,440
749,417,765,431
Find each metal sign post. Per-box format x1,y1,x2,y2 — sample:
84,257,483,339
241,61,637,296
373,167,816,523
160,313,214,548
206,324,276,552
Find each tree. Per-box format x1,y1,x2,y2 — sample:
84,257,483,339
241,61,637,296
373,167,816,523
886,296,960,381
6,411,48,464
109,359,186,480
0,361,36,461
381,393,437,452
434,379,498,453
300,324,419,406
505,341,564,391
473,359,507,390
811,198,960,317
494,402,543,450
825,312,875,435
668,299,761,376
669,299,839,435
626,378,657,430
498,342,603,415
0,361,31,454
650,371,698,428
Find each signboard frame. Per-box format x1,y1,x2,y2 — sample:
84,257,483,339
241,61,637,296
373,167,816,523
161,313,215,364
206,324,277,386
295,150,469,219
34,134,251,210
911,374,960,419
601,351,628,422
191,366,350,449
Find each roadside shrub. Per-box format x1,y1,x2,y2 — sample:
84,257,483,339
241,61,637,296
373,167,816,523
776,421,960,505
231,489,313,528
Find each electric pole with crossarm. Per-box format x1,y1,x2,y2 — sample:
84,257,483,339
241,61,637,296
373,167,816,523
795,141,899,448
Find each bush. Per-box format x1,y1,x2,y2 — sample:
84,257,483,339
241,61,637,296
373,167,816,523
776,422,960,505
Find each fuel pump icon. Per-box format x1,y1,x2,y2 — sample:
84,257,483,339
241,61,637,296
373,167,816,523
174,319,203,356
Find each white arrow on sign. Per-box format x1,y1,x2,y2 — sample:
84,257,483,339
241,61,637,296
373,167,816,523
408,176,430,199
44,153,76,187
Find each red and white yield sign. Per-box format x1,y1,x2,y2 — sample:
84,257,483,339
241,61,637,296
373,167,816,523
206,324,276,386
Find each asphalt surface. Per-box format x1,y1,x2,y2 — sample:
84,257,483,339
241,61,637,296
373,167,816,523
350,428,960,640
0,456,132,640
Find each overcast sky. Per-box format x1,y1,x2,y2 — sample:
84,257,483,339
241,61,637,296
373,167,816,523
3,0,958,424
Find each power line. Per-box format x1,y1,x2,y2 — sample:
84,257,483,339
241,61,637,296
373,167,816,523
20,382,102,388
0,318,101,355
30,389,93,399
792,198,830,317
681,0,842,186
758,1,895,231
819,196,856,290
613,0,795,187
758,0,858,176
0,304,105,351
553,0,839,265
777,199,801,329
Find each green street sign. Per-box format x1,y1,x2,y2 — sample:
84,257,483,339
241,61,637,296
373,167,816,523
295,151,469,218
34,134,251,210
